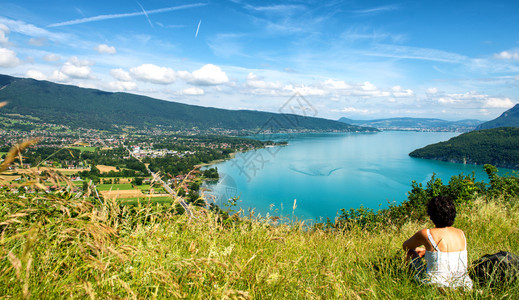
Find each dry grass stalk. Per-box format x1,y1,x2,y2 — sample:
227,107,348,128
0,138,40,173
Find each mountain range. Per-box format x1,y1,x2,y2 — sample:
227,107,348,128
476,104,519,130
0,74,375,133
338,117,482,132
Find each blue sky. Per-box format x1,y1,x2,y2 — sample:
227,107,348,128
1,0,518,121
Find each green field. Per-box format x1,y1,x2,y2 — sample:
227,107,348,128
120,196,173,205
136,184,166,193
96,183,133,191
69,146,97,152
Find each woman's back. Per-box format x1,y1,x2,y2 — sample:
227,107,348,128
425,228,473,288
427,227,466,252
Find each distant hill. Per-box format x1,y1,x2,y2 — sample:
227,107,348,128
476,104,519,130
0,74,376,133
338,117,482,132
409,127,519,169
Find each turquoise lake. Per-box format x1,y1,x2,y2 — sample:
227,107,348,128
204,131,510,221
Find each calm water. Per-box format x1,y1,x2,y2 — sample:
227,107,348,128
204,131,508,221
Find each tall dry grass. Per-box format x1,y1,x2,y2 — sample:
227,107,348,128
1,142,519,299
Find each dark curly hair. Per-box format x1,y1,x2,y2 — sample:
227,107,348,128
427,195,456,228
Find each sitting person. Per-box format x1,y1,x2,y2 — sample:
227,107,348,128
402,195,473,289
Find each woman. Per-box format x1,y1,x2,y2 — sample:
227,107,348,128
402,195,473,289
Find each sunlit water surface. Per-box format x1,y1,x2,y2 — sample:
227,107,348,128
204,131,510,221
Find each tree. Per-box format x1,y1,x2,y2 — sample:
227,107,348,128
133,177,143,186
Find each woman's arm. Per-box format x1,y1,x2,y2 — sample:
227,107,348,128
403,229,428,259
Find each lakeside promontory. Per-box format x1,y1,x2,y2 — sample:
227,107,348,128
409,127,519,169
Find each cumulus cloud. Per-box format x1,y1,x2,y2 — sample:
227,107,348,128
347,82,389,97
130,64,176,84
26,69,47,80
0,24,9,45
50,70,69,82
284,84,327,96
186,64,229,85
322,79,351,90
426,87,438,95
246,73,283,89
110,68,132,81
360,81,377,91
483,97,515,108
107,80,137,91
44,53,61,62
60,57,94,79
95,44,116,54
391,85,414,97
494,50,519,61
332,107,370,114
181,87,205,95
0,48,21,67
438,91,484,105
436,91,515,109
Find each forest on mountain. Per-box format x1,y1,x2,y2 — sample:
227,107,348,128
409,127,519,169
0,74,375,133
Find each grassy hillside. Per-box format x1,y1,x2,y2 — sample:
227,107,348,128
0,74,374,133
410,127,519,169
1,158,519,298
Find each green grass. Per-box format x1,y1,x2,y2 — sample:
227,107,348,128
68,146,97,152
1,163,519,299
96,183,133,191
120,196,173,205
1,189,518,299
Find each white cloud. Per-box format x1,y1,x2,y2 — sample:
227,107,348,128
391,85,414,97
370,44,467,63
130,64,176,84
50,70,69,82
322,79,351,89
47,3,207,27
494,50,519,61
0,17,71,44
333,107,370,114
0,48,20,67
43,54,61,62
426,87,438,95
246,73,283,89
110,68,132,81
187,64,229,85
95,44,116,54
345,81,389,97
361,81,377,91
181,87,205,95
60,57,94,79
283,84,327,96
107,81,137,91
29,37,47,46
0,24,9,45
435,91,516,109
483,97,515,109
26,69,47,80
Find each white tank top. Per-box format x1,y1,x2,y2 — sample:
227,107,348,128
423,229,473,289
